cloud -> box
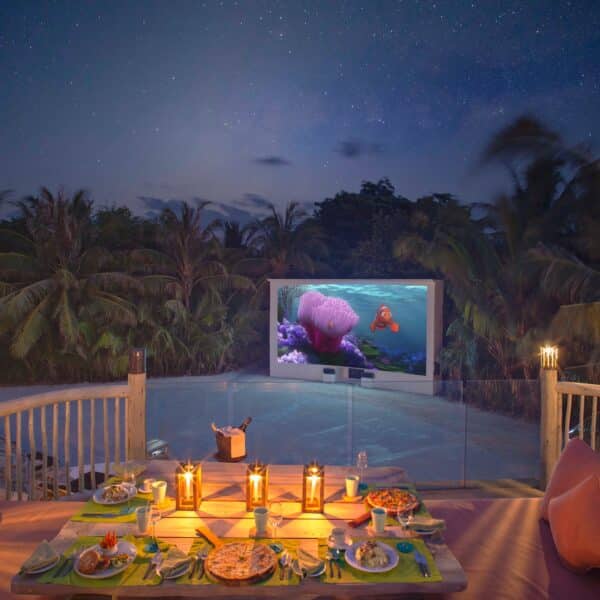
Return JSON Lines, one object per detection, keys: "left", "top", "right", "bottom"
{"left": 242, "top": 193, "right": 272, "bottom": 210}
{"left": 253, "top": 156, "right": 292, "bottom": 166}
{"left": 335, "top": 139, "right": 384, "bottom": 159}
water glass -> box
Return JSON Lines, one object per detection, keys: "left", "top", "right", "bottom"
{"left": 136, "top": 505, "right": 150, "bottom": 534}
{"left": 357, "top": 450, "right": 368, "bottom": 484}
{"left": 269, "top": 502, "right": 283, "bottom": 539}
{"left": 148, "top": 507, "right": 161, "bottom": 552}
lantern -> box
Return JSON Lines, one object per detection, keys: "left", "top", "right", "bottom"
{"left": 540, "top": 345, "right": 558, "bottom": 370}
{"left": 175, "top": 461, "right": 202, "bottom": 510}
{"left": 246, "top": 461, "right": 269, "bottom": 511}
{"left": 302, "top": 460, "right": 324, "bottom": 513}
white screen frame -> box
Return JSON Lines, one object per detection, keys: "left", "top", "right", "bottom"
{"left": 269, "top": 278, "right": 443, "bottom": 393}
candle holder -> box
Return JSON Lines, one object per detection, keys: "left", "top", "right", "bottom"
{"left": 302, "top": 460, "right": 324, "bottom": 513}
{"left": 246, "top": 461, "right": 269, "bottom": 511}
{"left": 175, "top": 461, "right": 202, "bottom": 510}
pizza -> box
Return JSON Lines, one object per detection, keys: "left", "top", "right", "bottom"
{"left": 205, "top": 542, "right": 276, "bottom": 584}
{"left": 366, "top": 488, "right": 420, "bottom": 513}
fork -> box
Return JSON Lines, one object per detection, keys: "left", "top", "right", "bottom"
{"left": 143, "top": 551, "right": 162, "bottom": 580}
{"left": 196, "top": 547, "right": 210, "bottom": 580}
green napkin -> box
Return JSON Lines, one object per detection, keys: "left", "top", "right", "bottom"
{"left": 37, "top": 536, "right": 170, "bottom": 587}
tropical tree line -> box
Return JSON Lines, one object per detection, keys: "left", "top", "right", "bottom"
{"left": 0, "top": 115, "right": 598, "bottom": 384}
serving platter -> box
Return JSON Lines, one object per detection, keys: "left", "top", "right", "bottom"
{"left": 74, "top": 541, "right": 137, "bottom": 579}
{"left": 345, "top": 541, "right": 399, "bottom": 574}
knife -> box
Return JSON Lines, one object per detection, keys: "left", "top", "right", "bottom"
{"left": 80, "top": 512, "right": 126, "bottom": 518}
{"left": 413, "top": 550, "right": 430, "bottom": 577}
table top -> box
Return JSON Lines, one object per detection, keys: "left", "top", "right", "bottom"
{"left": 11, "top": 461, "right": 467, "bottom": 597}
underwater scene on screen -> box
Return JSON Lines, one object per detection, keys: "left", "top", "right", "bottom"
{"left": 277, "top": 283, "right": 427, "bottom": 375}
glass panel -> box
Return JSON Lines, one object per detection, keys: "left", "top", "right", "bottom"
{"left": 351, "top": 380, "right": 465, "bottom": 484}
{"left": 464, "top": 380, "right": 540, "bottom": 484}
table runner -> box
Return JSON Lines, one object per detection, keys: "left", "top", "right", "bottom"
{"left": 70, "top": 494, "right": 175, "bottom": 522}
{"left": 29, "top": 535, "right": 440, "bottom": 588}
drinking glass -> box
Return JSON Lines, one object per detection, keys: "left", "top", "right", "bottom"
{"left": 356, "top": 450, "right": 368, "bottom": 485}
{"left": 269, "top": 502, "right": 283, "bottom": 539}
{"left": 396, "top": 504, "right": 413, "bottom": 530}
{"left": 148, "top": 507, "right": 161, "bottom": 552}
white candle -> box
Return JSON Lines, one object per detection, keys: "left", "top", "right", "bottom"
{"left": 309, "top": 474, "right": 319, "bottom": 504}
{"left": 250, "top": 473, "right": 261, "bottom": 502}
{"left": 184, "top": 470, "right": 193, "bottom": 499}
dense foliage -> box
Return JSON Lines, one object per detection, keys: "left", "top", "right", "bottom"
{"left": 0, "top": 117, "right": 598, "bottom": 383}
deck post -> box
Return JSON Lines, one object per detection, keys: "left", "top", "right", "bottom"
{"left": 126, "top": 348, "right": 147, "bottom": 461}
{"left": 540, "top": 346, "right": 559, "bottom": 489}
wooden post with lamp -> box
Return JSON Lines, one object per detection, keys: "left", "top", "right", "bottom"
{"left": 540, "top": 345, "right": 559, "bottom": 489}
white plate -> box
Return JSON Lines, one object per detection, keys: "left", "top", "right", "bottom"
{"left": 92, "top": 484, "right": 136, "bottom": 506}
{"left": 345, "top": 541, "right": 399, "bottom": 573}
{"left": 160, "top": 560, "right": 193, "bottom": 580}
{"left": 412, "top": 527, "right": 437, "bottom": 536}
{"left": 74, "top": 541, "right": 137, "bottom": 579}
{"left": 291, "top": 559, "right": 326, "bottom": 577}
{"left": 23, "top": 555, "right": 60, "bottom": 575}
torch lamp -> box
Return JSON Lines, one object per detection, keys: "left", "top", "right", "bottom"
{"left": 246, "top": 461, "right": 269, "bottom": 511}
{"left": 302, "top": 460, "right": 325, "bottom": 513}
{"left": 175, "top": 461, "right": 202, "bottom": 510}
{"left": 540, "top": 345, "right": 558, "bottom": 370}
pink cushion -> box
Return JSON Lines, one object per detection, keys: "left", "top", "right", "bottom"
{"left": 548, "top": 475, "right": 600, "bottom": 573}
{"left": 541, "top": 438, "right": 600, "bottom": 520}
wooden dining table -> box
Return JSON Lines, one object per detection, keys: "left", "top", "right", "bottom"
{"left": 11, "top": 461, "right": 467, "bottom": 598}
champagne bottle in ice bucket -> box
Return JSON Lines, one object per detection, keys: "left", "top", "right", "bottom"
{"left": 238, "top": 417, "right": 252, "bottom": 432}
{"left": 211, "top": 417, "right": 252, "bottom": 461}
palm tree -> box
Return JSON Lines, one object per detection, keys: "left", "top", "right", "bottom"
{"left": 247, "top": 202, "right": 327, "bottom": 278}
{"left": 131, "top": 201, "right": 254, "bottom": 374}
{"left": 0, "top": 188, "right": 139, "bottom": 379}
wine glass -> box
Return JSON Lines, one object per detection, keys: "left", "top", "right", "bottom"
{"left": 148, "top": 507, "right": 161, "bottom": 552}
{"left": 269, "top": 502, "right": 283, "bottom": 540}
{"left": 396, "top": 504, "right": 413, "bottom": 530}
{"left": 356, "top": 450, "right": 368, "bottom": 487}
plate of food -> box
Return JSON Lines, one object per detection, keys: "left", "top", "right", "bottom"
{"left": 20, "top": 540, "right": 60, "bottom": 575}
{"left": 74, "top": 537, "right": 136, "bottom": 579}
{"left": 345, "top": 540, "right": 398, "bottom": 573}
{"left": 365, "top": 488, "right": 420, "bottom": 514}
{"left": 92, "top": 483, "right": 136, "bottom": 506}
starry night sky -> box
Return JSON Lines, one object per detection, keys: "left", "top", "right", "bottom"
{"left": 2, "top": 1, "right": 599, "bottom": 221}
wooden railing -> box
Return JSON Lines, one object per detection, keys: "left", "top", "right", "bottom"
{"left": 540, "top": 371, "right": 599, "bottom": 487}
{"left": 0, "top": 349, "right": 147, "bottom": 501}
{"left": 555, "top": 381, "right": 599, "bottom": 451}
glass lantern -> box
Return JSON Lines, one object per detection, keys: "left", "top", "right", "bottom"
{"left": 175, "top": 461, "right": 202, "bottom": 510}
{"left": 246, "top": 461, "right": 269, "bottom": 511}
{"left": 302, "top": 460, "right": 325, "bottom": 513}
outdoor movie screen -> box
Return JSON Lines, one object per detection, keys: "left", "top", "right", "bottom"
{"left": 276, "top": 282, "right": 428, "bottom": 375}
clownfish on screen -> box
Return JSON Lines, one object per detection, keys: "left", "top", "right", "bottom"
{"left": 370, "top": 305, "right": 400, "bottom": 333}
